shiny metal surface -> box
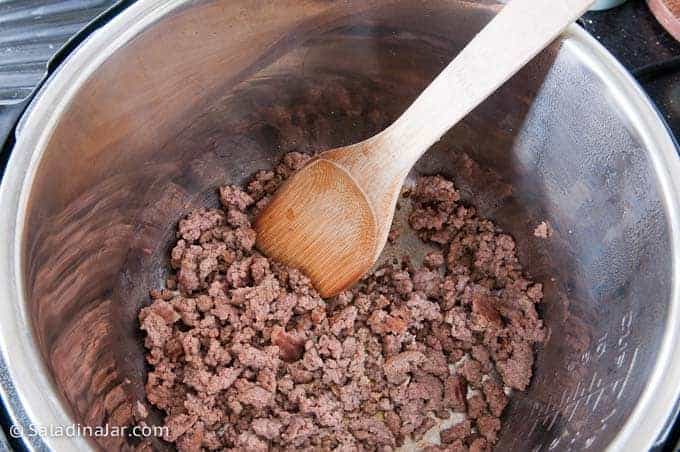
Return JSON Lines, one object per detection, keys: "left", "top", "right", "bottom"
{"left": 0, "top": 0, "right": 117, "bottom": 104}
{"left": 0, "top": 0, "right": 678, "bottom": 451}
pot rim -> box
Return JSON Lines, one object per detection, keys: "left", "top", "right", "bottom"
{"left": 0, "top": 1, "right": 678, "bottom": 450}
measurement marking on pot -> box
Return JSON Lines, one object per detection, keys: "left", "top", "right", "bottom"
{"left": 519, "top": 338, "right": 641, "bottom": 451}
{"left": 602, "top": 408, "right": 617, "bottom": 423}
{"left": 615, "top": 346, "right": 638, "bottom": 400}
{"left": 566, "top": 399, "right": 581, "bottom": 422}
{"left": 560, "top": 388, "right": 569, "bottom": 406}
{"left": 588, "top": 371, "right": 600, "bottom": 392}
{"left": 547, "top": 410, "right": 560, "bottom": 430}
{"left": 589, "top": 386, "right": 605, "bottom": 412}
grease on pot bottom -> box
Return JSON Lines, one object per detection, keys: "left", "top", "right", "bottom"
{"left": 137, "top": 153, "right": 547, "bottom": 451}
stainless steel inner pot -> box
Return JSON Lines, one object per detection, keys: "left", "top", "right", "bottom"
{"left": 0, "top": 0, "right": 679, "bottom": 450}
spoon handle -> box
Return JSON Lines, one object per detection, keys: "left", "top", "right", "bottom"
{"left": 380, "top": 0, "right": 594, "bottom": 173}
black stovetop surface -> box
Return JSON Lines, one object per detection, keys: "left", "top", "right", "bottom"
{"left": 580, "top": 0, "right": 680, "bottom": 141}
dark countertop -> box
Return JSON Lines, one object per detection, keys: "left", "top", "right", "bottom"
{"left": 581, "top": 0, "right": 680, "bottom": 70}
{"left": 580, "top": 0, "right": 680, "bottom": 140}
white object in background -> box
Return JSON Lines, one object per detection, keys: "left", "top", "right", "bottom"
{"left": 590, "top": 0, "right": 628, "bottom": 10}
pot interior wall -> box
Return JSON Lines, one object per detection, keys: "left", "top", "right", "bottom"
{"left": 21, "top": 0, "right": 671, "bottom": 450}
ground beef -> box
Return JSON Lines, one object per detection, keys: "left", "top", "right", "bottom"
{"left": 533, "top": 221, "right": 552, "bottom": 238}
{"left": 441, "top": 420, "right": 471, "bottom": 444}
{"left": 139, "top": 157, "right": 545, "bottom": 451}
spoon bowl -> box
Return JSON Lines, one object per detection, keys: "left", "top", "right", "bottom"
{"left": 255, "top": 0, "right": 594, "bottom": 296}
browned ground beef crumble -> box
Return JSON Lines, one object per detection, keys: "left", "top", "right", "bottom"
{"left": 138, "top": 152, "right": 546, "bottom": 451}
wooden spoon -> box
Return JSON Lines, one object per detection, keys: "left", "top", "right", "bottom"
{"left": 255, "top": 0, "right": 593, "bottom": 297}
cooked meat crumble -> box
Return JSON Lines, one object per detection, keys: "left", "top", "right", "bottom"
{"left": 138, "top": 153, "right": 545, "bottom": 451}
